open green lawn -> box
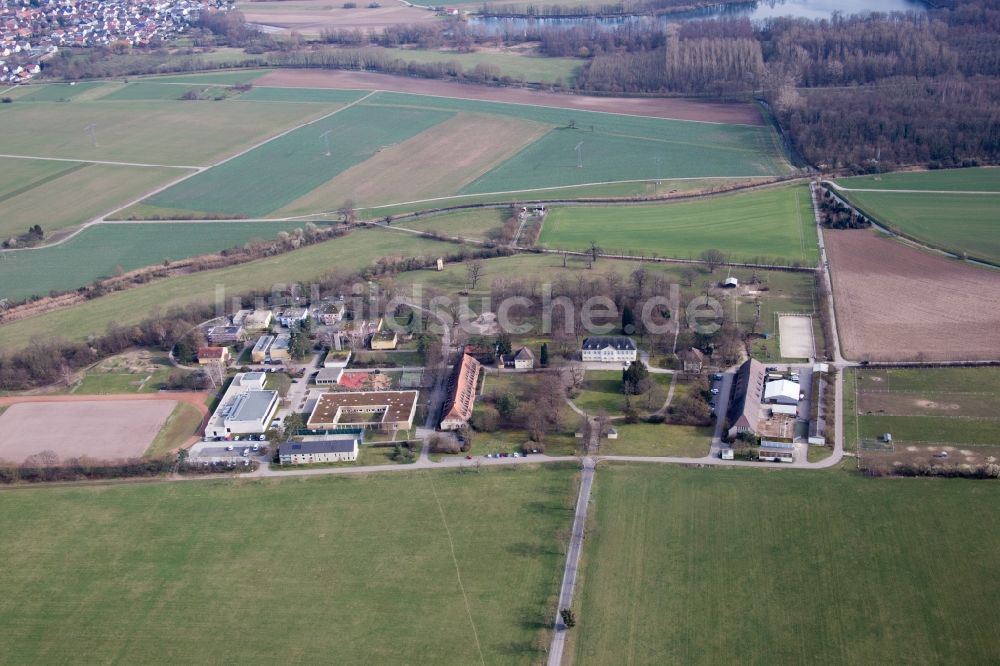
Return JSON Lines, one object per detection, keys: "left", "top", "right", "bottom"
{"left": 0, "top": 465, "right": 578, "bottom": 664}
{"left": 379, "top": 47, "right": 582, "bottom": 84}
{"left": 0, "top": 221, "right": 304, "bottom": 302}
{"left": 573, "top": 463, "right": 1000, "bottom": 665}
{"left": 838, "top": 189, "right": 1000, "bottom": 265}
{"left": 857, "top": 415, "right": 1000, "bottom": 446}
{"left": 0, "top": 162, "right": 181, "bottom": 240}
{"left": 837, "top": 167, "right": 1000, "bottom": 192}
{"left": 539, "top": 184, "right": 817, "bottom": 265}
{"left": 0, "top": 98, "right": 331, "bottom": 166}
{"left": 574, "top": 370, "right": 629, "bottom": 415}
{"left": 66, "top": 350, "right": 179, "bottom": 395}
{"left": 145, "top": 104, "right": 453, "bottom": 217}
{"left": 599, "top": 423, "right": 711, "bottom": 457}
{"left": 0, "top": 228, "right": 453, "bottom": 350}
{"left": 145, "top": 402, "right": 203, "bottom": 457}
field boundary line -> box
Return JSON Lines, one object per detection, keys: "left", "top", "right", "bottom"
{"left": 424, "top": 471, "right": 486, "bottom": 666}
{"left": 0, "top": 153, "right": 200, "bottom": 170}
{"left": 830, "top": 186, "right": 1000, "bottom": 195}
{"left": 262, "top": 85, "right": 770, "bottom": 127}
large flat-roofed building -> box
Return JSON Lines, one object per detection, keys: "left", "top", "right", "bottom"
{"left": 581, "top": 336, "right": 637, "bottom": 364}
{"left": 269, "top": 334, "right": 291, "bottom": 362}
{"left": 440, "top": 353, "right": 481, "bottom": 430}
{"left": 277, "top": 307, "right": 309, "bottom": 327}
{"left": 206, "top": 325, "right": 245, "bottom": 346}
{"left": 726, "top": 358, "right": 766, "bottom": 438}
{"left": 307, "top": 390, "right": 418, "bottom": 432}
{"left": 370, "top": 330, "right": 399, "bottom": 350}
{"left": 251, "top": 335, "right": 274, "bottom": 363}
{"left": 279, "top": 434, "right": 361, "bottom": 464}
{"left": 205, "top": 372, "right": 278, "bottom": 438}
{"left": 764, "top": 379, "right": 800, "bottom": 405}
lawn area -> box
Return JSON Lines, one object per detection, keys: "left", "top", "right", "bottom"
{"left": 836, "top": 167, "right": 1000, "bottom": 192}
{"left": 379, "top": 47, "right": 582, "bottom": 84}
{"left": 0, "top": 162, "right": 182, "bottom": 241}
{"left": 598, "top": 423, "right": 712, "bottom": 457}
{"left": 144, "top": 103, "right": 453, "bottom": 217}
{"left": 0, "top": 221, "right": 304, "bottom": 302}
{"left": 0, "top": 97, "right": 331, "bottom": 166}
{"left": 838, "top": 188, "right": 1000, "bottom": 265}
{"left": 539, "top": 184, "right": 818, "bottom": 265}
{"left": 573, "top": 370, "right": 628, "bottom": 415}
{"left": 144, "top": 402, "right": 203, "bottom": 457}
{"left": 0, "top": 465, "right": 578, "bottom": 664}
{"left": 858, "top": 415, "right": 1000, "bottom": 447}
{"left": 572, "top": 463, "right": 1000, "bottom": 665}
{"left": 0, "top": 228, "right": 453, "bottom": 350}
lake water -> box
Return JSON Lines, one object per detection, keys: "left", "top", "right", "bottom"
{"left": 470, "top": 0, "right": 928, "bottom": 31}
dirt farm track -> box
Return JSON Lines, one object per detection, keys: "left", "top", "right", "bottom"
{"left": 825, "top": 229, "right": 1000, "bottom": 362}
{"left": 254, "top": 70, "right": 766, "bottom": 125}
{"left": 0, "top": 393, "right": 209, "bottom": 463}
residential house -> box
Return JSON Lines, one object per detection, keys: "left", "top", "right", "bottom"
{"left": 502, "top": 347, "right": 534, "bottom": 369}
{"left": 370, "top": 330, "right": 398, "bottom": 350}
{"left": 677, "top": 347, "right": 705, "bottom": 373}
{"left": 197, "top": 346, "right": 230, "bottom": 366}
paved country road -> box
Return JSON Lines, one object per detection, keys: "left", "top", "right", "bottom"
{"left": 548, "top": 456, "right": 595, "bottom": 666}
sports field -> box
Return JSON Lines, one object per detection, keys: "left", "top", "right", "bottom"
{"left": 834, "top": 168, "right": 1000, "bottom": 265}
{"left": 0, "top": 465, "right": 577, "bottom": 664}
{"left": 0, "top": 228, "right": 454, "bottom": 350}
{"left": 0, "top": 222, "right": 304, "bottom": 301}
{"left": 853, "top": 367, "right": 1000, "bottom": 448}
{"left": 572, "top": 464, "right": 1000, "bottom": 664}
{"left": 0, "top": 160, "right": 180, "bottom": 239}
{"left": 538, "top": 184, "right": 818, "bottom": 265}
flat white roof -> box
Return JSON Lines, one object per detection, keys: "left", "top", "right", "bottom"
{"left": 764, "top": 379, "right": 800, "bottom": 402}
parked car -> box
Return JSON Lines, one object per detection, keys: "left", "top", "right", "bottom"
{"left": 242, "top": 448, "right": 250, "bottom": 457}
{"left": 225, "top": 445, "right": 234, "bottom": 451}
{"left": 465, "top": 455, "right": 472, "bottom": 460}
{"left": 934, "top": 451, "right": 949, "bottom": 458}
{"left": 710, "top": 388, "right": 720, "bottom": 394}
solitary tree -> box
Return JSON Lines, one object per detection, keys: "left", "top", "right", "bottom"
{"left": 540, "top": 343, "right": 549, "bottom": 367}
{"left": 560, "top": 608, "right": 576, "bottom": 628}
{"left": 621, "top": 305, "right": 636, "bottom": 334}
{"left": 466, "top": 261, "right": 484, "bottom": 291}
{"left": 589, "top": 240, "right": 602, "bottom": 262}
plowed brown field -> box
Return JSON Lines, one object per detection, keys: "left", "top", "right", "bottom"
{"left": 254, "top": 69, "right": 765, "bottom": 125}
{"left": 825, "top": 229, "right": 1000, "bottom": 361}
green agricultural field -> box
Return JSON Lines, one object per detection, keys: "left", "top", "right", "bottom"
{"left": 836, "top": 188, "right": 1000, "bottom": 265}
{"left": 538, "top": 184, "right": 818, "bottom": 265}
{"left": 0, "top": 98, "right": 332, "bottom": 166}
{"left": 360, "top": 177, "right": 772, "bottom": 218}
{"left": 0, "top": 222, "right": 304, "bottom": 302}
{"left": 96, "top": 82, "right": 228, "bottom": 101}
{"left": 0, "top": 466, "right": 577, "bottom": 664}
{"left": 368, "top": 92, "right": 788, "bottom": 185}
{"left": 140, "top": 69, "right": 270, "bottom": 84}
{"left": 0, "top": 157, "right": 79, "bottom": 200}
{"left": 11, "top": 81, "right": 105, "bottom": 102}
{"left": 378, "top": 47, "right": 582, "bottom": 84}
{"left": 572, "top": 464, "right": 1000, "bottom": 665}
{"left": 0, "top": 228, "right": 453, "bottom": 350}
{"left": 144, "top": 104, "right": 453, "bottom": 217}
{"left": 0, "top": 162, "right": 181, "bottom": 240}
{"left": 837, "top": 167, "right": 1000, "bottom": 192}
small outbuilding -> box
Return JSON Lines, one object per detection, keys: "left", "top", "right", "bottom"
{"left": 723, "top": 277, "right": 739, "bottom": 288}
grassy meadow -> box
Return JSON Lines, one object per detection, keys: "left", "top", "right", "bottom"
{"left": 854, "top": 367, "right": 1000, "bottom": 447}
{"left": 378, "top": 46, "right": 583, "bottom": 84}
{"left": 572, "top": 464, "right": 1000, "bottom": 665}
{"left": 837, "top": 167, "right": 1000, "bottom": 192}
{"left": 0, "top": 465, "right": 578, "bottom": 664}
{"left": 538, "top": 184, "right": 817, "bottom": 265}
